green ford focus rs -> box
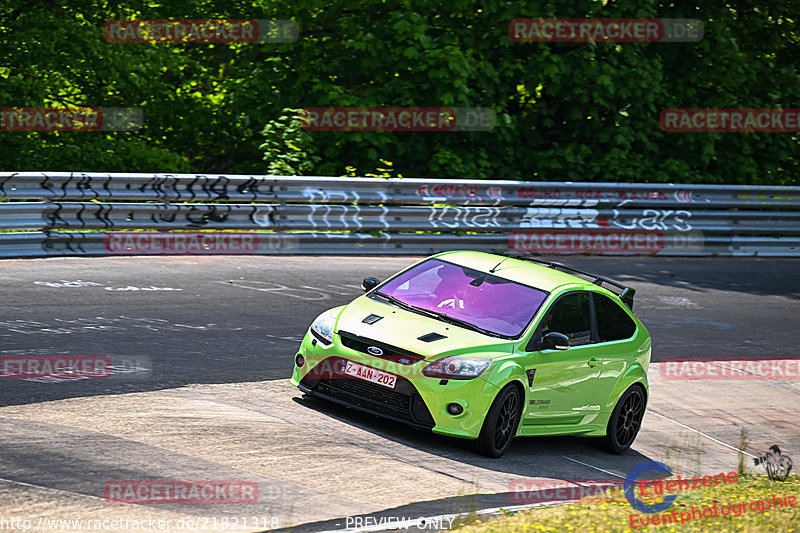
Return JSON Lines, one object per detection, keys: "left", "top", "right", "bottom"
{"left": 291, "top": 251, "right": 651, "bottom": 458}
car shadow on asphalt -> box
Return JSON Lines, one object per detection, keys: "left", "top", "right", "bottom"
{"left": 284, "top": 393, "right": 658, "bottom": 531}
{"left": 292, "top": 393, "right": 655, "bottom": 481}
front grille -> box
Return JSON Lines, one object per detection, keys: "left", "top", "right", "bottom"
{"left": 338, "top": 331, "right": 424, "bottom": 365}
{"left": 301, "top": 356, "right": 435, "bottom": 429}
{"left": 316, "top": 378, "right": 410, "bottom": 416}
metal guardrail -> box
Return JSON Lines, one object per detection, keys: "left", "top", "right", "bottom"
{"left": 1, "top": 172, "right": 799, "bottom": 257}
{"left": 2, "top": 202, "right": 800, "bottom": 235}
{"left": 3, "top": 172, "right": 800, "bottom": 207}
{"left": 17, "top": 231, "right": 800, "bottom": 258}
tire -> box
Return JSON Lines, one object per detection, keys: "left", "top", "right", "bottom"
{"left": 598, "top": 385, "right": 645, "bottom": 454}
{"left": 473, "top": 384, "right": 522, "bottom": 458}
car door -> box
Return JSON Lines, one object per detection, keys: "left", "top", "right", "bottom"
{"left": 590, "top": 292, "right": 641, "bottom": 407}
{"left": 521, "top": 291, "right": 602, "bottom": 427}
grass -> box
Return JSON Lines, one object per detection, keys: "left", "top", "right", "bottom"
{"left": 453, "top": 475, "right": 799, "bottom": 532}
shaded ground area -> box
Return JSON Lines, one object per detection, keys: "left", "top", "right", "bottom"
{"left": 1, "top": 255, "right": 797, "bottom": 407}
{"left": 0, "top": 255, "right": 797, "bottom": 531}
{"left": 0, "top": 372, "right": 796, "bottom": 532}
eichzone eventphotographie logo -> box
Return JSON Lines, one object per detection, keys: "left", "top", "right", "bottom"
{"left": 624, "top": 462, "right": 739, "bottom": 514}
{"left": 619, "top": 460, "right": 797, "bottom": 529}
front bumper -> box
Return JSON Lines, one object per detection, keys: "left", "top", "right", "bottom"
{"left": 290, "top": 331, "right": 501, "bottom": 439}
{"left": 296, "top": 355, "right": 437, "bottom": 430}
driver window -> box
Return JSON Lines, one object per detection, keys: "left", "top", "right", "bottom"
{"left": 540, "top": 292, "right": 592, "bottom": 346}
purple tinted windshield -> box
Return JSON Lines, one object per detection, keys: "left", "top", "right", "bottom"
{"left": 377, "top": 258, "right": 548, "bottom": 337}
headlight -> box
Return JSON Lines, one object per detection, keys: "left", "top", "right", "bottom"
{"left": 310, "top": 310, "right": 337, "bottom": 345}
{"left": 422, "top": 356, "right": 491, "bottom": 380}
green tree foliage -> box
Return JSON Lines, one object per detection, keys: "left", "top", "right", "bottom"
{"left": 0, "top": 0, "right": 797, "bottom": 184}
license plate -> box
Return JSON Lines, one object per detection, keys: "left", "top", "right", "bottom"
{"left": 342, "top": 360, "right": 397, "bottom": 389}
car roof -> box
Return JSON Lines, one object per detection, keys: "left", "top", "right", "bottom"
{"left": 434, "top": 250, "right": 602, "bottom": 293}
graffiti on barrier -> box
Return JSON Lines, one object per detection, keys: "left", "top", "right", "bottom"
{"left": 416, "top": 184, "right": 505, "bottom": 205}
{"left": 519, "top": 208, "right": 601, "bottom": 229}
{"left": 302, "top": 204, "right": 383, "bottom": 230}
{"left": 607, "top": 209, "right": 693, "bottom": 232}
{"left": 517, "top": 188, "right": 671, "bottom": 202}
{"left": 428, "top": 206, "right": 501, "bottom": 228}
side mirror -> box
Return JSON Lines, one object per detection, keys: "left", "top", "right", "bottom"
{"left": 542, "top": 332, "right": 570, "bottom": 351}
{"left": 362, "top": 277, "right": 381, "bottom": 292}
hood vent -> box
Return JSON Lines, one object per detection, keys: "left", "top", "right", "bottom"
{"left": 362, "top": 314, "right": 383, "bottom": 324}
{"left": 418, "top": 332, "right": 447, "bottom": 342}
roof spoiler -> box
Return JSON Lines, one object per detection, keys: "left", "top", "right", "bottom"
{"left": 504, "top": 255, "right": 637, "bottom": 310}
{"left": 618, "top": 287, "right": 636, "bottom": 310}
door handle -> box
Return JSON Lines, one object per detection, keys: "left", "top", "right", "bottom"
{"left": 587, "top": 358, "right": 599, "bottom": 368}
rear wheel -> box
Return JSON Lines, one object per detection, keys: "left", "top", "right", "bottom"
{"left": 598, "top": 385, "right": 645, "bottom": 454}
{"left": 473, "top": 384, "right": 521, "bottom": 458}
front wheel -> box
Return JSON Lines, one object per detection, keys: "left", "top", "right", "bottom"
{"left": 473, "top": 384, "right": 521, "bottom": 458}
{"left": 598, "top": 385, "right": 645, "bottom": 454}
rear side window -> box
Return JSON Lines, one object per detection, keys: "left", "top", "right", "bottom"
{"left": 593, "top": 293, "right": 637, "bottom": 342}
{"left": 541, "top": 292, "right": 592, "bottom": 345}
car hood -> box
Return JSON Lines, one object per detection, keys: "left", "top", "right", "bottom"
{"left": 334, "top": 295, "right": 513, "bottom": 361}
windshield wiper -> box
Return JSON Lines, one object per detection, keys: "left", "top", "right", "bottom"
{"left": 424, "top": 310, "right": 503, "bottom": 338}
{"left": 373, "top": 291, "right": 422, "bottom": 313}
{"left": 373, "top": 292, "right": 502, "bottom": 338}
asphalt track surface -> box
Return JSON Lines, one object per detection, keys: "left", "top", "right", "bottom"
{"left": 0, "top": 255, "right": 798, "bottom": 532}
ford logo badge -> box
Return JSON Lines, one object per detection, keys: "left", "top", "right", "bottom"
{"left": 367, "top": 346, "right": 384, "bottom": 356}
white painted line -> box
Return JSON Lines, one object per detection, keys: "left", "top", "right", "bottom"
{"left": 0, "top": 476, "right": 110, "bottom": 502}
{"left": 648, "top": 409, "right": 758, "bottom": 458}
{"left": 559, "top": 455, "right": 626, "bottom": 479}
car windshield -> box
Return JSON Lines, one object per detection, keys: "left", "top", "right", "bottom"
{"left": 375, "top": 258, "right": 548, "bottom": 338}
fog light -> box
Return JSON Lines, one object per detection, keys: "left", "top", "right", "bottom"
{"left": 295, "top": 353, "right": 305, "bottom": 367}
{"left": 447, "top": 403, "right": 464, "bottom": 416}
